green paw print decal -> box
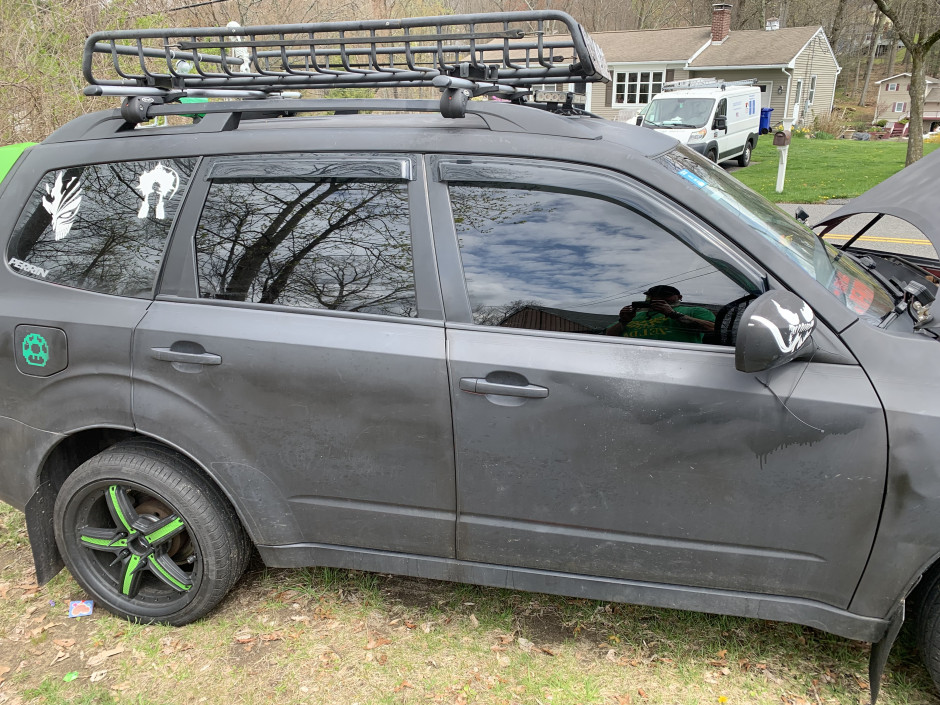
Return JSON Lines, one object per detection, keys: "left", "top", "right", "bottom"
{"left": 22, "top": 333, "right": 49, "bottom": 367}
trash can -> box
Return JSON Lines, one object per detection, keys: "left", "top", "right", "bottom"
{"left": 760, "top": 107, "right": 774, "bottom": 135}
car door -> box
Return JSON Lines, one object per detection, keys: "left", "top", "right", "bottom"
{"left": 428, "top": 155, "right": 887, "bottom": 608}
{"left": 132, "top": 154, "right": 456, "bottom": 556}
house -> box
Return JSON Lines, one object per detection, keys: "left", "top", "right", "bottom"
{"left": 873, "top": 73, "right": 940, "bottom": 133}
{"left": 578, "top": 4, "right": 840, "bottom": 127}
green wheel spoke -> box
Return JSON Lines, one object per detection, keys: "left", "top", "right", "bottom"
{"left": 147, "top": 553, "right": 193, "bottom": 592}
{"left": 79, "top": 527, "right": 127, "bottom": 553}
{"left": 105, "top": 485, "right": 139, "bottom": 535}
{"left": 143, "top": 515, "right": 186, "bottom": 547}
{"left": 121, "top": 554, "right": 143, "bottom": 597}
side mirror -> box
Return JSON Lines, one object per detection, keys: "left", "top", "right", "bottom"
{"left": 795, "top": 207, "right": 809, "bottom": 223}
{"left": 713, "top": 115, "right": 727, "bottom": 131}
{"left": 636, "top": 115, "right": 644, "bottom": 126}
{"left": 735, "top": 291, "right": 815, "bottom": 373}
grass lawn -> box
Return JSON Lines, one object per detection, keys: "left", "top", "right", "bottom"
{"left": 1, "top": 504, "right": 938, "bottom": 705}
{"left": 732, "top": 136, "right": 939, "bottom": 204}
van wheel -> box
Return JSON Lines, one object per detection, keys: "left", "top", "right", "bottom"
{"left": 706, "top": 148, "right": 718, "bottom": 163}
{"left": 737, "top": 141, "right": 752, "bottom": 167}
{"left": 53, "top": 442, "right": 250, "bottom": 626}
{"left": 916, "top": 568, "right": 940, "bottom": 689}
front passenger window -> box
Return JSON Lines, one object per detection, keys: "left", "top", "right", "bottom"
{"left": 448, "top": 183, "right": 752, "bottom": 344}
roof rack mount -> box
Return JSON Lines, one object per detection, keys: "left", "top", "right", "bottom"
{"left": 83, "top": 11, "right": 609, "bottom": 118}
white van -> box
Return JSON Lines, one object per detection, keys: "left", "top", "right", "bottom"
{"left": 638, "top": 79, "right": 761, "bottom": 166}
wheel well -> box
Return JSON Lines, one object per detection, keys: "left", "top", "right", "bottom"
{"left": 26, "top": 430, "right": 252, "bottom": 586}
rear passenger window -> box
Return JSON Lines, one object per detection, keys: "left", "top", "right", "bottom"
{"left": 8, "top": 159, "right": 195, "bottom": 297}
{"left": 449, "top": 183, "right": 752, "bottom": 342}
{"left": 195, "top": 179, "right": 417, "bottom": 317}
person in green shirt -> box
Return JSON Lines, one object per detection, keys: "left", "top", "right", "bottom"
{"left": 604, "top": 285, "right": 715, "bottom": 343}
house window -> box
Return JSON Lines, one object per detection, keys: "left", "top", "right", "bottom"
{"left": 808, "top": 75, "right": 817, "bottom": 104}
{"left": 894, "top": 102, "right": 906, "bottom": 113}
{"left": 886, "top": 83, "right": 899, "bottom": 92}
{"left": 614, "top": 70, "right": 665, "bottom": 105}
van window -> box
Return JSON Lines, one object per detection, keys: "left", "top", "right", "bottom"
{"left": 644, "top": 98, "right": 714, "bottom": 129}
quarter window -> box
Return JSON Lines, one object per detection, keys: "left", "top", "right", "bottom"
{"left": 8, "top": 159, "right": 195, "bottom": 297}
{"left": 449, "top": 183, "right": 750, "bottom": 341}
{"left": 195, "top": 178, "right": 417, "bottom": 317}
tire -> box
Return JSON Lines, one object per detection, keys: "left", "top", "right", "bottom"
{"left": 916, "top": 568, "right": 940, "bottom": 690}
{"left": 54, "top": 441, "right": 250, "bottom": 625}
{"left": 706, "top": 148, "right": 718, "bottom": 163}
{"left": 737, "top": 140, "right": 752, "bottom": 167}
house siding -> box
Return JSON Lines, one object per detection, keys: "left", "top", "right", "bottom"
{"left": 789, "top": 31, "right": 839, "bottom": 126}
{"left": 874, "top": 78, "right": 912, "bottom": 123}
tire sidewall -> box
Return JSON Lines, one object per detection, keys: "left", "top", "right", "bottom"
{"left": 54, "top": 450, "right": 234, "bottom": 625}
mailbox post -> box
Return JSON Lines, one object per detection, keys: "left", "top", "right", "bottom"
{"left": 774, "top": 118, "right": 793, "bottom": 193}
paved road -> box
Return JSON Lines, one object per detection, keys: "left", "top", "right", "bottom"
{"left": 777, "top": 202, "right": 936, "bottom": 259}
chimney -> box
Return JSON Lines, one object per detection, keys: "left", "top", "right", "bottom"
{"left": 765, "top": 17, "right": 779, "bottom": 30}
{"left": 711, "top": 3, "right": 732, "bottom": 44}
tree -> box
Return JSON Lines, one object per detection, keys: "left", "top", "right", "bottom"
{"left": 871, "top": 0, "right": 940, "bottom": 164}
{"left": 859, "top": 9, "right": 886, "bottom": 106}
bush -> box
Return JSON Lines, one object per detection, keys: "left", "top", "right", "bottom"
{"left": 876, "top": 119, "right": 888, "bottom": 127}
{"left": 812, "top": 111, "right": 847, "bottom": 136}
{"left": 814, "top": 131, "right": 835, "bottom": 140}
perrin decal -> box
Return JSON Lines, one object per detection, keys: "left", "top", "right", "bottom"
{"left": 750, "top": 300, "right": 815, "bottom": 354}
{"left": 9, "top": 258, "right": 48, "bottom": 278}
{"left": 137, "top": 163, "right": 180, "bottom": 220}
{"left": 41, "top": 171, "right": 83, "bottom": 241}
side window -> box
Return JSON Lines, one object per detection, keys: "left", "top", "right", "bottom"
{"left": 448, "top": 183, "right": 752, "bottom": 344}
{"left": 195, "top": 178, "right": 417, "bottom": 317}
{"left": 716, "top": 98, "right": 727, "bottom": 120}
{"left": 8, "top": 159, "right": 195, "bottom": 297}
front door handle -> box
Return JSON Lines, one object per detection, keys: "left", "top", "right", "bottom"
{"left": 150, "top": 347, "right": 222, "bottom": 365}
{"left": 459, "top": 377, "right": 548, "bottom": 398}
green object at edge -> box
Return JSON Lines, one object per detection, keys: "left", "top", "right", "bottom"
{"left": 180, "top": 96, "right": 208, "bottom": 119}
{"left": 0, "top": 143, "right": 36, "bottom": 184}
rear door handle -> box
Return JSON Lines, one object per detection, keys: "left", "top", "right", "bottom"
{"left": 459, "top": 377, "right": 548, "bottom": 398}
{"left": 150, "top": 348, "right": 222, "bottom": 365}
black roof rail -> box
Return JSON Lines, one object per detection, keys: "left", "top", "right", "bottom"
{"left": 44, "top": 98, "right": 604, "bottom": 144}
{"left": 83, "top": 11, "right": 609, "bottom": 119}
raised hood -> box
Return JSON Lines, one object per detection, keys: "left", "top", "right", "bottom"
{"left": 814, "top": 148, "right": 940, "bottom": 249}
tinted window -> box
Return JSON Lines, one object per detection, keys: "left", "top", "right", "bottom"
{"left": 195, "top": 179, "right": 416, "bottom": 317}
{"left": 449, "top": 183, "right": 749, "bottom": 338}
{"left": 655, "top": 148, "right": 896, "bottom": 324}
{"left": 8, "top": 159, "right": 195, "bottom": 297}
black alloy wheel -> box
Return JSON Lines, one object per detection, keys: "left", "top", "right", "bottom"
{"left": 54, "top": 441, "right": 249, "bottom": 625}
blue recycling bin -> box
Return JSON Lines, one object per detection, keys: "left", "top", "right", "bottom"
{"left": 760, "top": 107, "right": 774, "bottom": 134}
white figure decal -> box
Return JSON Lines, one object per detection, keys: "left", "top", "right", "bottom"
{"left": 41, "top": 171, "right": 83, "bottom": 241}
{"left": 137, "top": 163, "right": 180, "bottom": 220}
{"left": 751, "top": 300, "right": 815, "bottom": 354}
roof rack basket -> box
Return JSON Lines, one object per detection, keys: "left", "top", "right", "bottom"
{"left": 83, "top": 11, "right": 609, "bottom": 118}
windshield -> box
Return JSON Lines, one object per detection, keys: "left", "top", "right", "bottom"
{"left": 655, "top": 148, "right": 896, "bottom": 325}
{"left": 644, "top": 97, "right": 714, "bottom": 128}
